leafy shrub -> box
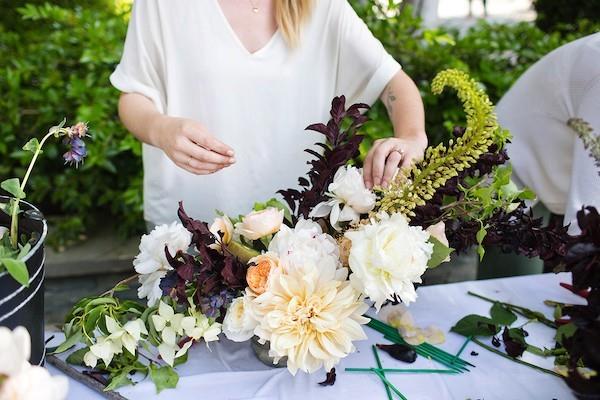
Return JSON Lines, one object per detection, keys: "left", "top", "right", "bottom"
{"left": 533, "top": 0, "right": 600, "bottom": 34}
{"left": 0, "top": 2, "right": 144, "bottom": 245}
{"left": 0, "top": 1, "right": 597, "bottom": 246}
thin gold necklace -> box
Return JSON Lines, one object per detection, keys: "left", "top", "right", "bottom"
{"left": 248, "top": 0, "right": 259, "bottom": 13}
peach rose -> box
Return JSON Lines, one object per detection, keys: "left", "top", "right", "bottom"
{"left": 235, "top": 208, "right": 284, "bottom": 240}
{"left": 246, "top": 253, "right": 279, "bottom": 295}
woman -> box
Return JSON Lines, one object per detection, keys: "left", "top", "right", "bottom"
{"left": 111, "top": 0, "right": 428, "bottom": 227}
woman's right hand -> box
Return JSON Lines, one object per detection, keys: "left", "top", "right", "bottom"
{"left": 151, "top": 116, "right": 236, "bottom": 175}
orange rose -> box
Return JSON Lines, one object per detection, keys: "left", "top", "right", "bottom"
{"left": 246, "top": 253, "right": 279, "bottom": 295}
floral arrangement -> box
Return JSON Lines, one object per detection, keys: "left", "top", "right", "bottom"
{"left": 0, "top": 120, "right": 88, "bottom": 286}
{"left": 0, "top": 326, "right": 68, "bottom": 399}
{"left": 54, "top": 70, "right": 538, "bottom": 392}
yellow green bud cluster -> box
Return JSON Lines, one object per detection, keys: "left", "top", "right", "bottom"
{"left": 377, "top": 69, "right": 503, "bottom": 218}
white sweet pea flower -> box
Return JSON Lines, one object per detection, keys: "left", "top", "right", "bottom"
{"left": 184, "top": 300, "right": 222, "bottom": 343}
{"left": 309, "top": 166, "right": 375, "bottom": 230}
{"left": 235, "top": 208, "right": 284, "bottom": 241}
{"left": 134, "top": 222, "right": 192, "bottom": 306}
{"left": 222, "top": 295, "right": 258, "bottom": 342}
{"left": 83, "top": 335, "right": 123, "bottom": 368}
{"left": 151, "top": 301, "right": 195, "bottom": 366}
{"left": 345, "top": 212, "right": 433, "bottom": 310}
{"left": 105, "top": 316, "right": 148, "bottom": 355}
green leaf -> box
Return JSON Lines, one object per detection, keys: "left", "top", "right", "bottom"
{"left": 427, "top": 236, "right": 453, "bottom": 268}
{"left": 83, "top": 306, "right": 105, "bottom": 337}
{"left": 22, "top": 138, "right": 41, "bottom": 153}
{"left": 149, "top": 364, "right": 179, "bottom": 393}
{"left": 451, "top": 314, "right": 500, "bottom": 337}
{"left": 1, "top": 178, "right": 25, "bottom": 199}
{"left": 53, "top": 330, "right": 83, "bottom": 354}
{"left": 556, "top": 323, "right": 577, "bottom": 345}
{"left": 0, "top": 258, "right": 29, "bottom": 286}
{"left": 490, "top": 302, "right": 517, "bottom": 326}
{"left": 506, "top": 327, "right": 527, "bottom": 345}
{"left": 476, "top": 225, "right": 487, "bottom": 261}
{"left": 105, "top": 369, "right": 135, "bottom": 391}
{"left": 65, "top": 347, "right": 88, "bottom": 365}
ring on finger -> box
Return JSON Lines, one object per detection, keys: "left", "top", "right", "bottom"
{"left": 187, "top": 155, "right": 194, "bottom": 166}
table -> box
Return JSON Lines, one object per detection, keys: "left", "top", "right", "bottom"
{"left": 48, "top": 273, "right": 582, "bottom": 400}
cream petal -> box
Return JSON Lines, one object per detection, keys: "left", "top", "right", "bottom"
{"left": 158, "top": 343, "right": 176, "bottom": 367}
{"left": 83, "top": 351, "right": 97, "bottom": 368}
{"left": 158, "top": 301, "right": 174, "bottom": 320}
{"left": 104, "top": 316, "right": 121, "bottom": 335}
{"left": 151, "top": 315, "right": 167, "bottom": 332}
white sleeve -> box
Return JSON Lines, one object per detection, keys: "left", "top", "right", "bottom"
{"left": 109, "top": 0, "right": 166, "bottom": 113}
{"left": 564, "top": 77, "right": 600, "bottom": 233}
{"left": 333, "top": 0, "right": 401, "bottom": 106}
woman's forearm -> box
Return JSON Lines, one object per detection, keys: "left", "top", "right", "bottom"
{"left": 380, "top": 69, "right": 428, "bottom": 146}
{"left": 118, "top": 92, "right": 165, "bottom": 148}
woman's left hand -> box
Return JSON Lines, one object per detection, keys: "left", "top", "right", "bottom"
{"left": 363, "top": 135, "right": 428, "bottom": 189}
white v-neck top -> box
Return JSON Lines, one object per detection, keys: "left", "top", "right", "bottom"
{"left": 110, "top": 0, "right": 400, "bottom": 225}
{"left": 496, "top": 33, "right": 600, "bottom": 232}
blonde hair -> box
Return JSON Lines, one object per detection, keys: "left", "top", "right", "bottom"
{"left": 275, "top": 0, "right": 314, "bottom": 47}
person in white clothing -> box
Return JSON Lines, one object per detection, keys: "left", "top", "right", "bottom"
{"left": 111, "top": 0, "right": 429, "bottom": 226}
{"left": 496, "top": 33, "right": 600, "bottom": 234}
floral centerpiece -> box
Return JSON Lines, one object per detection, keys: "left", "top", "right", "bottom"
{"left": 54, "top": 70, "right": 539, "bottom": 392}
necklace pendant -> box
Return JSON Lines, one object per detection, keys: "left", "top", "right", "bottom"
{"left": 252, "top": 7, "right": 259, "bottom": 13}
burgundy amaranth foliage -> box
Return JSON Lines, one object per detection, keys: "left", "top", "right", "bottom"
{"left": 279, "top": 96, "right": 369, "bottom": 220}
{"left": 552, "top": 207, "right": 600, "bottom": 396}
{"left": 160, "top": 202, "right": 246, "bottom": 314}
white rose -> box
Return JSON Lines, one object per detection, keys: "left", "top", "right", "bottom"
{"left": 222, "top": 295, "right": 258, "bottom": 342}
{"left": 310, "top": 166, "right": 376, "bottom": 230}
{"left": 133, "top": 222, "right": 192, "bottom": 275}
{"left": 235, "top": 208, "right": 284, "bottom": 241}
{"left": 268, "top": 219, "right": 339, "bottom": 271}
{"left": 345, "top": 212, "right": 433, "bottom": 310}
{"left": 0, "top": 365, "right": 68, "bottom": 400}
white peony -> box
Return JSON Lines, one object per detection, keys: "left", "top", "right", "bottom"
{"left": 309, "top": 166, "right": 375, "bottom": 230}
{"left": 133, "top": 222, "right": 192, "bottom": 306}
{"left": 252, "top": 257, "right": 369, "bottom": 375}
{"left": 235, "top": 208, "right": 284, "bottom": 241}
{"left": 268, "top": 218, "right": 340, "bottom": 271}
{"left": 345, "top": 212, "right": 433, "bottom": 310}
{"left": 222, "top": 294, "right": 258, "bottom": 342}
{"left": 0, "top": 364, "right": 68, "bottom": 400}
{"left": 0, "top": 327, "right": 68, "bottom": 400}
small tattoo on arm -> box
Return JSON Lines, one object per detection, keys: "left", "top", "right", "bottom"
{"left": 385, "top": 85, "right": 397, "bottom": 114}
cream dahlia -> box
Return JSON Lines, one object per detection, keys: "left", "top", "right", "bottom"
{"left": 252, "top": 259, "right": 369, "bottom": 375}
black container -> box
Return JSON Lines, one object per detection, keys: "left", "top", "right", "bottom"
{"left": 0, "top": 196, "right": 47, "bottom": 366}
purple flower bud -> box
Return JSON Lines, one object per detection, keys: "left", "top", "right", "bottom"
{"left": 63, "top": 136, "right": 87, "bottom": 167}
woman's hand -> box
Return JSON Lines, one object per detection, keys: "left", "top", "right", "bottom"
{"left": 151, "top": 116, "right": 236, "bottom": 175}
{"left": 363, "top": 135, "right": 427, "bottom": 189}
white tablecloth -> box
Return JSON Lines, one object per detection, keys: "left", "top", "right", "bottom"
{"left": 48, "top": 273, "right": 582, "bottom": 400}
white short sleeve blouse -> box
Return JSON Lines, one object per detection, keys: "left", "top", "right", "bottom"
{"left": 496, "top": 33, "right": 600, "bottom": 232}
{"left": 110, "top": 0, "right": 400, "bottom": 225}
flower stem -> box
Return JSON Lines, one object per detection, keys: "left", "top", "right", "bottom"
{"left": 471, "top": 337, "right": 562, "bottom": 378}
{"left": 467, "top": 291, "right": 556, "bottom": 328}
{"left": 101, "top": 274, "right": 140, "bottom": 297}
{"left": 9, "top": 130, "right": 58, "bottom": 248}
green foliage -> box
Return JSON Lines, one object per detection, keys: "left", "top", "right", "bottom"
{"left": 351, "top": 1, "right": 600, "bottom": 152}
{"left": 0, "top": 2, "right": 144, "bottom": 245}
{"left": 533, "top": 0, "right": 600, "bottom": 34}
{"left": 451, "top": 314, "right": 499, "bottom": 337}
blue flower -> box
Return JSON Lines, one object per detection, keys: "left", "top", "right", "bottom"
{"left": 63, "top": 136, "right": 87, "bottom": 167}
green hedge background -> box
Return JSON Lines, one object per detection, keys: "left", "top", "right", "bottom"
{"left": 0, "top": 0, "right": 598, "bottom": 246}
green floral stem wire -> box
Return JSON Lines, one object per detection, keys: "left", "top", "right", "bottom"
{"left": 471, "top": 338, "right": 562, "bottom": 378}
{"left": 372, "top": 345, "right": 393, "bottom": 400}
{"left": 383, "top": 335, "right": 469, "bottom": 373}
{"left": 452, "top": 336, "right": 472, "bottom": 365}
{"left": 346, "top": 368, "right": 458, "bottom": 374}
{"left": 372, "top": 370, "right": 408, "bottom": 400}
{"left": 467, "top": 291, "right": 557, "bottom": 328}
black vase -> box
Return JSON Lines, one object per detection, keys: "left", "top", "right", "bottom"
{"left": 0, "top": 196, "right": 47, "bottom": 365}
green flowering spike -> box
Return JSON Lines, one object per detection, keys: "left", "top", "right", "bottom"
{"left": 377, "top": 69, "right": 505, "bottom": 217}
